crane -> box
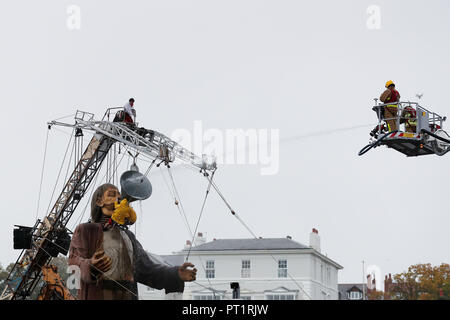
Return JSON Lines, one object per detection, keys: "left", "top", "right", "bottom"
{"left": 1, "top": 109, "right": 216, "bottom": 300}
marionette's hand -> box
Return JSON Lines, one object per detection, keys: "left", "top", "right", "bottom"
{"left": 91, "top": 248, "right": 112, "bottom": 273}
{"left": 178, "top": 262, "right": 197, "bottom": 282}
{"left": 112, "top": 199, "right": 137, "bottom": 225}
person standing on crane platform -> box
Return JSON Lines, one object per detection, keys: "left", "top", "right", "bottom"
{"left": 380, "top": 80, "right": 401, "bottom": 131}
{"left": 123, "top": 98, "right": 136, "bottom": 124}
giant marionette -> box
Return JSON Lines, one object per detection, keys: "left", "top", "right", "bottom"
{"left": 68, "top": 171, "right": 197, "bottom": 300}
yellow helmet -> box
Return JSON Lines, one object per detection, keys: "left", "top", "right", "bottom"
{"left": 385, "top": 80, "right": 395, "bottom": 88}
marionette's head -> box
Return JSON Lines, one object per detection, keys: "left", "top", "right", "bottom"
{"left": 91, "top": 183, "right": 120, "bottom": 222}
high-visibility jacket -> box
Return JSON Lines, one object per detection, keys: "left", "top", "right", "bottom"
{"left": 403, "top": 107, "right": 417, "bottom": 126}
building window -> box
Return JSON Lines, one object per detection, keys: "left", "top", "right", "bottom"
{"left": 278, "top": 260, "right": 287, "bottom": 278}
{"left": 241, "top": 260, "right": 251, "bottom": 278}
{"left": 348, "top": 291, "right": 362, "bottom": 300}
{"left": 206, "top": 260, "right": 215, "bottom": 279}
{"left": 265, "top": 293, "right": 296, "bottom": 300}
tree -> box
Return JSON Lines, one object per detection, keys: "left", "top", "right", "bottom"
{"left": 388, "top": 263, "right": 450, "bottom": 300}
{"left": 0, "top": 263, "right": 15, "bottom": 294}
{"left": 367, "top": 289, "right": 384, "bottom": 300}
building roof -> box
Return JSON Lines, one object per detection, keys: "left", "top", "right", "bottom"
{"left": 160, "top": 254, "right": 185, "bottom": 266}
{"left": 338, "top": 283, "right": 366, "bottom": 294}
{"left": 147, "top": 238, "right": 342, "bottom": 270}
{"left": 338, "top": 283, "right": 368, "bottom": 300}
{"left": 146, "top": 252, "right": 185, "bottom": 267}
{"left": 182, "top": 238, "right": 310, "bottom": 252}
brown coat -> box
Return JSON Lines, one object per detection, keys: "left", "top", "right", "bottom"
{"left": 68, "top": 222, "right": 184, "bottom": 300}
{"left": 380, "top": 89, "right": 392, "bottom": 103}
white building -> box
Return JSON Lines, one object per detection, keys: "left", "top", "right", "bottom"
{"left": 138, "top": 229, "right": 343, "bottom": 300}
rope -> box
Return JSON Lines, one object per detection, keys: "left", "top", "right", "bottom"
{"left": 45, "top": 128, "right": 75, "bottom": 216}
{"left": 161, "top": 166, "right": 218, "bottom": 297}
{"left": 165, "top": 167, "right": 193, "bottom": 237}
{"left": 185, "top": 170, "right": 216, "bottom": 261}
{"left": 281, "top": 123, "right": 375, "bottom": 144}
{"left": 70, "top": 166, "right": 101, "bottom": 230}
{"left": 51, "top": 113, "right": 76, "bottom": 122}
{"left": 159, "top": 166, "right": 198, "bottom": 246}
{"left": 64, "top": 135, "right": 76, "bottom": 189}
{"left": 35, "top": 128, "right": 50, "bottom": 221}
{"left": 204, "top": 175, "right": 312, "bottom": 300}
{"left": 71, "top": 144, "right": 130, "bottom": 228}
{"left": 144, "top": 159, "right": 157, "bottom": 177}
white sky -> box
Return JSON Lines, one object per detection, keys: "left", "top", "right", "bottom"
{"left": 0, "top": 0, "right": 449, "bottom": 285}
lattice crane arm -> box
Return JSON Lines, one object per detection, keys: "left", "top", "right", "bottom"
{"left": 49, "top": 110, "right": 217, "bottom": 172}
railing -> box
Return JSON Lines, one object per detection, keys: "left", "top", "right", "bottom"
{"left": 101, "top": 107, "right": 124, "bottom": 122}
{"left": 372, "top": 100, "right": 446, "bottom": 136}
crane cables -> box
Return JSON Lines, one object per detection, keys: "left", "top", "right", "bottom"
{"left": 44, "top": 127, "right": 75, "bottom": 218}
{"left": 178, "top": 163, "right": 312, "bottom": 300}
{"left": 160, "top": 164, "right": 219, "bottom": 298}
{"left": 35, "top": 128, "right": 50, "bottom": 221}
{"left": 71, "top": 144, "right": 131, "bottom": 228}
{"left": 203, "top": 174, "right": 312, "bottom": 300}
{"left": 185, "top": 169, "right": 216, "bottom": 262}
{"left": 163, "top": 163, "right": 312, "bottom": 300}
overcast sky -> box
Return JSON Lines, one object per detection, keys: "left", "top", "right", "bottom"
{"left": 0, "top": 0, "right": 449, "bottom": 286}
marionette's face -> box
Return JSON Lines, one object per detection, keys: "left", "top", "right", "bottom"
{"left": 96, "top": 187, "right": 121, "bottom": 216}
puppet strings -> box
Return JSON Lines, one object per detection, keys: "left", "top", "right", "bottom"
{"left": 35, "top": 128, "right": 50, "bottom": 221}
{"left": 71, "top": 144, "right": 130, "bottom": 229}
{"left": 203, "top": 175, "right": 313, "bottom": 300}
{"left": 164, "top": 166, "right": 219, "bottom": 298}
{"left": 185, "top": 169, "right": 216, "bottom": 262}
{"left": 160, "top": 167, "right": 193, "bottom": 237}
{"left": 156, "top": 160, "right": 313, "bottom": 299}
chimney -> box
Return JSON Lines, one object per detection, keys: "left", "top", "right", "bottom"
{"left": 309, "top": 228, "right": 321, "bottom": 253}
{"left": 184, "top": 240, "right": 192, "bottom": 250}
{"left": 194, "top": 232, "right": 206, "bottom": 246}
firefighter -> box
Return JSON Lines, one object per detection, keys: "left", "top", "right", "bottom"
{"left": 380, "top": 80, "right": 401, "bottom": 131}
{"left": 401, "top": 106, "right": 417, "bottom": 133}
